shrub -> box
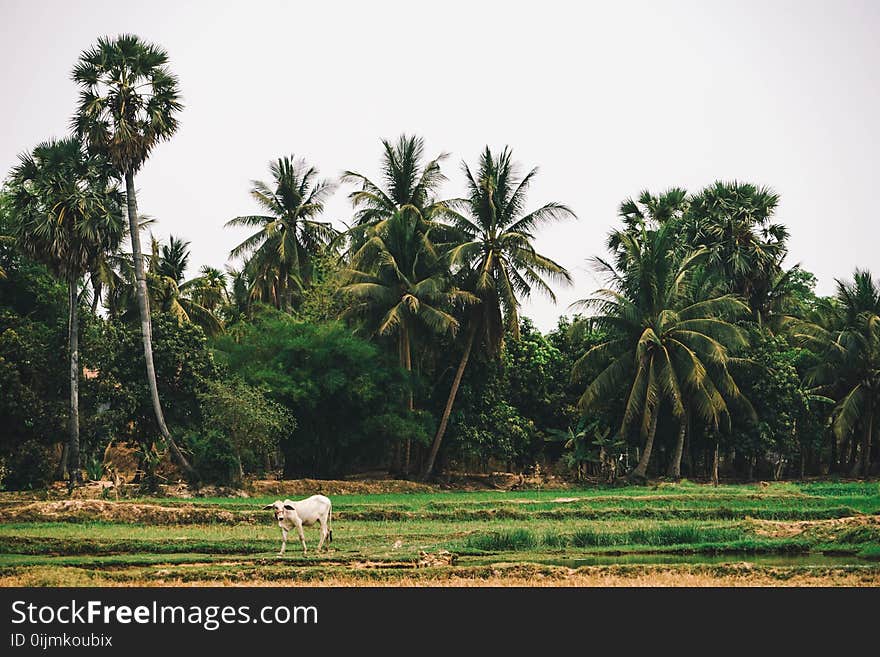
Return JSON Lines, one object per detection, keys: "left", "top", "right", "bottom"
{"left": 4, "top": 439, "right": 55, "bottom": 490}
{"left": 183, "top": 430, "right": 241, "bottom": 486}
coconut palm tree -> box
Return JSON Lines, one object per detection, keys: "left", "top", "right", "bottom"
{"left": 72, "top": 34, "right": 195, "bottom": 478}
{"left": 188, "top": 266, "right": 229, "bottom": 313}
{"left": 226, "top": 156, "right": 337, "bottom": 311}
{"left": 421, "top": 147, "right": 575, "bottom": 479}
{"left": 341, "top": 135, "right": 448, "bottom": 228}
{"left": 341, "top": 207, "right": 475, "bottom": 472}
{"left": 790, "top": 270, "right": 880, "bottom": 476}
{"left": 155, "top": 235, "right": 190, "bottom": 282}
{"left": 572, "top": 220, "right": 752, "bottom": 481}
{"left": 8, "top": 137, "right": 125, "bottom": 487}
{"left": 145, "top": 236, "right": 223, "bottom": 336}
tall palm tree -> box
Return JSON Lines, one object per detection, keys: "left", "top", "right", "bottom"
{"left": 8, "top": 137, "right": 125, "bottom": 487}
{"left": 341, "top": 207, "right": 474, "bottom": 472}
{"left": 226, "top": 156, "right": 337, "bottom": 310}
{"left": 341, "top": 135, "right": 448, "bottom": 228}
{"left": 421, "top": 147, "right": 575, "bottom": 479}
{"left": 572, "top": 220, "right": 752, "bottom": 481}
{"left": 790, "top": 270, "right": 880, "bottom": 476}
{"left": 72, "top": 34, "right": 195, "bottom": 478}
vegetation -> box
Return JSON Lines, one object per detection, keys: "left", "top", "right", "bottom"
{"left": 0, "top": 481, "right": 878, "bottom": 586}
{"left": 1, "top": 33, "right": 878, "bottom": 491}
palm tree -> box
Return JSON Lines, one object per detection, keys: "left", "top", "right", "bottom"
{"left": 155, "top": 235, "right": 190, "bottom": 282}
{"left": 72, "top": 34, "right": 195, "bottom": 479}
{"left": 188, "top": 266, "right": 229, "bottom": 313}
{"left": 341, "top": 135, "right": 448, "bottom": 228}
{"left": 790, "top": 270, "right": 880, "bottom": 476}
{"left": 685, "top": 181, "right": 788, "bottom": 321}
{"left": 8, "top": 137, "right": 125, "bottom": 487}
{"left": 341, "top": 207, "right": 474, "bottom": 472}
{"left": 226, "top": 156, "right": 337, "bottom": 310}
{"left": 421, "top": 147, "right": 575, "bottom": 479}
{"left": 145, "top": 236, "right": 223, "bottom": 336}
{"left": 572, "top": 220, "right": 752, "bottom": 481}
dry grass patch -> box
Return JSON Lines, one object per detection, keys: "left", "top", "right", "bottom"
{"left": 0, "top": 500, "right": 240, "bottom": 524}
{"left": 750, "top": 514, "right": 880, "bottom": 540}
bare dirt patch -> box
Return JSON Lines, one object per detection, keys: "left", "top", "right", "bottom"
{"left": 246, "top": 478, "right": 437, "bottom": 496}
{"left": 0, "top": 500, "right": 241, "bottom": 525}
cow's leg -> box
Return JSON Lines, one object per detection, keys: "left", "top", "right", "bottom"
{"left": 295, "top": 520, "right": 307, "bottom": 554}
{"left": 279, "top": 527, "right": 288, "bottom": 556}
{"left": 317, "top": 516, "right": 328, "bottom": 551}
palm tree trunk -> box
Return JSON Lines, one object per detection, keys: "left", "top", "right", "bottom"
{"left": 711, "top": 441, "right": 720, "bottom": 486}
{"left": 667, "top": 413, "right": 687, "bottom": 480}
{"left": 629, "top": 409, "right": 659, "bottom": 481}
{"left": 857, "top": 412, "right": 873, "bottom": 477}
{"left": 125, "top": 171, "right": 196, "bottom": 481}
{"left": 67, "top": 278, "right": 82, "bottom": 488}
{"left": 422, "top": 322, "right": 478, "bottom": 481}
{"left": 401, "top": 328, "right": 413, "bottom": 476}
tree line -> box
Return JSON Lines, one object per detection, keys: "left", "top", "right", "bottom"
{"left": 1, "top": 34, "right": 877, "bottom": 490}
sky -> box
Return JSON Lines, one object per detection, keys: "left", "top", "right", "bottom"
{"left": 2, "top": 0, "right": 878, "bottom": 331}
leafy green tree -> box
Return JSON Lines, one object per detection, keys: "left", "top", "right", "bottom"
{"left": 92, "top": 314, "right": 219, "bottom": 465}
{"left": 213, "top": 312, "right": 430, "bottom": 477}
{"left": 8, "top": 137, "right": 125, "bottom": 485}
{"left": 226, "top": 156, "right": 337, "bottom": 311}
{"left": 192, "top": 379, "right": 294, "bottom": 484}
{"left": 422, "top": 147, "right": 574, "bottom": 479}
{"left": 72, "top": 34, "right": 195, "bottom": 478}
{"left": 0, "top": 244, "right": 68, "bottom": 485}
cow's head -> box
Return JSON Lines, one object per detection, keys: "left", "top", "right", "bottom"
{"left": 262, "top": 500, "right": 296, "bottom": 522}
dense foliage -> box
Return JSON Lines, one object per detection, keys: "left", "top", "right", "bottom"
{"left": 1, "top": 34, "right": 877, "bottom": 488}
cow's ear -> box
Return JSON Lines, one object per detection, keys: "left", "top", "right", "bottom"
{"left": 262, "top": 504, "right": 275, "bottom": 510}
{"left": 283, "top": 504, "right": 295, "bottom": 511}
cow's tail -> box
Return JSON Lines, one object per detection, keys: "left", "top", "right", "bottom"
{"left": 328, "top": 505, "right": 333, "bottom": 543}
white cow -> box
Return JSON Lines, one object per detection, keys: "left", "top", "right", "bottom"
{"left": 263, "top": 495, "right": 333, "bottom": 555}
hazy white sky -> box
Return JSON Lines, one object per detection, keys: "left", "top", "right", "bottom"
{"left": 2, "top": 0, "right": 878, "bottom": 331}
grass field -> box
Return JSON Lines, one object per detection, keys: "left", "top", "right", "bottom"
{"left": 1, "top": 480, "right": 879, "bottom": 586}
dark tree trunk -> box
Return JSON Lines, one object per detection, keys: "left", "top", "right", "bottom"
{"left": 422, "top": 322, "right": 478, "bottom": 481}
{"left": 67, "top": 277, "right": 82, "bottom": 489}
{"left": 125, "top": 171, "right": 197, "bottom": 481}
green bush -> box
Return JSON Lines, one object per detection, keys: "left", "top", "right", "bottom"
{"left": 183, "top": 430, "right": 241, "bottom": 486}
{"left": 4, "top": 439, "right": 55, "bottom": 490}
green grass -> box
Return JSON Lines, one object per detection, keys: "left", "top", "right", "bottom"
{"left": 0, "top": 480, "right": 878, "bottom": 585}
